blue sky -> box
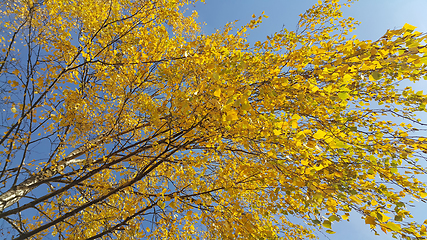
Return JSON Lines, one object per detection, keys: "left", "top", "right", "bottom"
{"left": 188, "top": 0, "right": 427, "bottom": 239}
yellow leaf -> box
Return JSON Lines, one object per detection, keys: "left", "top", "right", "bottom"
{"left": 365, "top": 216, "right": 376, "bottom": 225}
{"left": 242, "top": 102, "right": 251, "bottom": 111}
{"left": 226, "top": 110, "right": 239, "bottom": 121}
{"left": 214, "top": 88, "right": 221, "bottom": 97}
{"left": 292, "top": 114, "right": 301, "bottom": 121}
{"left": 322, "top": 220, "right": 332, "bottom": 229}
{"left": 343, "top": 74, "right": 352, "bottom": 82}
{"left": 295, "top": 179, "right": 305, "bottom": 187}
{"left": 187, "top": 210, "right": 193, "bottom": 217}
{"left": 306, "top": 140, "right": 316, "bottom": 148}
{"left": 420, "top": 192, "right": 427, "bottom": 198}
{"left": 386, "top": 222, "right": 401, "bottom": 232}
{"left": 158, "top": 200, "right": 165, "bottom": 209}
{"left": 292, "top": 120, "right": 298, "bottom": 128}
{"left": 342, "top": 214, "right": 349, "bottom": 220}
{"left": 328, "top": 215, "right": 340, "bottom": 222}
{"left": 273, "top": 129, "right": 281, "bottom": 135}
{"left": 377, "top": 212, "right": 390, "bottom": 223}
{"left": 421, "top": 225, "right": 426, "bottom": 235}
{"left": 349, "top": 195, "right": 362, "bottom": 204}
{"left": 403, "top": 23, "right": 416, "bottom": 31}
{"left": 313, "top": 130, "right": 327, "bottom": 139}
{"left": 313, "top": 164, "right": 325, "bottom": 171}
{"left": 338, "top": 92, "right": 350, "bottom": 100}
{"left": 311, "top": 85, "right": 319, "bottom": 93}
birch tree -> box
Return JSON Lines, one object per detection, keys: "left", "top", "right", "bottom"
{"left": 1, "top": 0, "right": 427, "bottom": 239}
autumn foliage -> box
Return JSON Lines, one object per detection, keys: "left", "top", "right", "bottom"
{"left": 1, "top": 0, "right": 427, "bottom": 239}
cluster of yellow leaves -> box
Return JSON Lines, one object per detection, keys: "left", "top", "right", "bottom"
{"left": 0, "top": 0, "right": 427, "bottom": 239}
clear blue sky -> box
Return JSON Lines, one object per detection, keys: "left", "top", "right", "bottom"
{"left": 188, "top": 0, "right": 427, "bottom": 239}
